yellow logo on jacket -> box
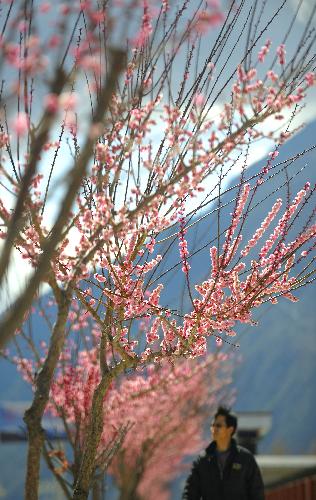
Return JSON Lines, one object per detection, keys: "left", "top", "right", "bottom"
{"left": 232, "top": 463, "right": 242, "bottom": 470}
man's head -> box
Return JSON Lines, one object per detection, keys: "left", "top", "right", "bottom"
{"left": 211, "top": 406, "right": 238, "bottom": 449}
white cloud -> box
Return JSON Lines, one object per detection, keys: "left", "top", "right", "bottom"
{"left": 288, "top": 0, "right": 316, "bottom": 24}
{"left": 0, "top": 242, "right": 49, "bottom": 313}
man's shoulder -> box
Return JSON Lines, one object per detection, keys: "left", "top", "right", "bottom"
{"left": 234, "top": 445, "right": 258, "bottom": 464}
{"left": 236, "top": 444, "right": 254, "bottom": 455}
{"left": 195, "top": 449, "right": 210, "bottom": 462}
{"left": 192, "top": 446, "right": 213, "bottom": 467}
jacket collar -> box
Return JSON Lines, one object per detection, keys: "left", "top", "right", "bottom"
{"left": 205, "top": 438, "right": 239, "bottom": 457}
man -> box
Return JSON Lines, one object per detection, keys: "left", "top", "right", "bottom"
{"left": 182, "top": 406, "right": 264, "bottom": 500}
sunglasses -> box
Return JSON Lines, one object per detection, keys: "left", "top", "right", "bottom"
{"left": 211, "top": 423, "right": 227, "bottom": 429}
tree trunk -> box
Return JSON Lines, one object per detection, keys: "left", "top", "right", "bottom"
{"left": 23, "top": 422, "right": 45, "bottom": 500}
{"left": 92, "top": 477, "right": 101, "bottom": 500}
{"left": 119, "top": 481, "right": 142, "bottom": 500}
{"left": 117, "top": 461, "right": 143, "bottom": 500}
{"left": 72, "top": 373, "right": 114, "bottom": 500}
{"left": 23, "top": 290, "right": 71, "bottom": 500}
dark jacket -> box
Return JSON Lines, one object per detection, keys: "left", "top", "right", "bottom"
{"left": 182, "top": 439, "right": 264, "bottom": 500}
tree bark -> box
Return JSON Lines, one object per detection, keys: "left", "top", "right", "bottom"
{"left": 118, "top": 476, "right": 143, "bottom": 500}
{"left": 72, "top": 373, "right": 114, "bottom": 500}
{"left": 118, "top": 461, "right": 143, "bottom": 500}
{"left": 119, "top": 483, "right": 142, "bottom": 500}
{"left": 23, "top": 290, "right": 71, "bottom": 500}
{"left": 92, "top": 478, "right": 102, "bottom": 500}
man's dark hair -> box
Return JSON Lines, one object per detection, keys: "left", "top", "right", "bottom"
{"left": 215, "top": 406, "right": 238, "bottom": 435}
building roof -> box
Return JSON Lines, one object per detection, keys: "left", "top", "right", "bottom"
{"left": 236, "top": 412, "right": 272, "bottom": 437}
{"left": 256, "top": 455, "right": 316, "bottom": 486}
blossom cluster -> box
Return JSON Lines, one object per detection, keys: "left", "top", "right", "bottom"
{"left": 48, "top": 348, "right": 231, "bottom": 498}
{"left": 1, "top": 2, "right": 315, "bottom": 499}
{"left": 13, "top": 336, "right": 232, "bottom": 499}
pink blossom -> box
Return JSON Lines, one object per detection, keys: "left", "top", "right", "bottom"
{"left": 89, "top": 9, "right": 104, "bottom": 24}
{"left": 162, "top": 0, "right": 169, "bottom": 13}
{"left": 39, "top": 2, "right": 51, "bottom": 13}
{"left": 269, "top": 151, "right": 279, "bottom": 160}
{"left": 79, "top": 55, "right": 102, "bottom": 76}
{"left": 48, "top": 35, "right": 61, "bottom": 48}
{"left": 12, "top": 112, "right": 29, "bottom": 136}
{"left": 4, "top": 43, "right": 20, "bottom": 66}
{"left": 18, "top": 21, "right": 27, "bottom": 33}
{"left": 241, "top": 199, "right": 282, "bottom": 257}
{"left": 193, "top": 93, "right": 205, "bottom": 107}
{"left": 259, "top": 186, "right": 310, "bottom": 263}
{"left": 207, "top": 0, "right": 220, "bottom": 7}
{"left": 194, "top": 10, "right": 224, "bottom": 34}
{"left": 305, "top": 73, "right": 315, "bottom": 86}
{"left": 59, "top": 92, "right": 77, "bottom": 111}
{"left": 237, "top": 65, "right": 246, "bottom": 82}
{"left": 132, "top": 0, "right": 153, "bottom": 47}
{"left": 225, "top": 183, "right": 251, "bottom": 241}
{"left": 146, "top": 237, "right": 156, "bottom": 253}
{"left": 276, "top": 44, "right": 286, "bottom": 65}
{"left": 246, "top": 68, "right": 257, "bottom": 80}
{"left": 60, "top": 3, "right": 71, "bottom": 15}
{"left": 146, "top": 317, "right": 161, "bottom": 344}
{"left": 0, "top": 132, "right": 9, "bottom": 148}
{"left": 267, "top": 70, "right": 278, "bottom": 82}
{"left": 44, "top": 93, "right": 59, "bottom": 113}
{"left": 15, "top": 342, "right": 230, "bottom": 499}
{"left": 258, "top": 39, "right": 271, "bottom": 63}
{"left": 178, "top": 202, "right": 191, "bottom": 274}
{"left": 94, "top": 273, "right": 107, "bottom": 283}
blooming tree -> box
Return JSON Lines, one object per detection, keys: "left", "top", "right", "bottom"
{"left": 15, "top": 337, "right": 233, "bottom": 499}
{"left": 0, "top": 0, "right": 316, "bottom": 499}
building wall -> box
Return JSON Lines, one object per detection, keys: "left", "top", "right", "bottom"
{"left": 265, "top": 474, "right": 316, "bottom": 500}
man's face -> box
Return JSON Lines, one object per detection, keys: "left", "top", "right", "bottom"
{"left": 210, "top": 415, "right": 234, "bottom": 443}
